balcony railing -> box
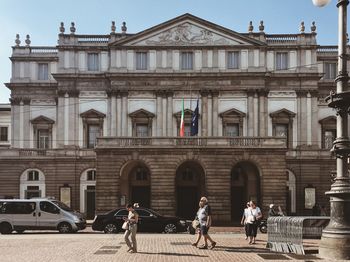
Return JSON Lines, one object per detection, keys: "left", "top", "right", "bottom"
{"left": 0, "top": 148, "right": 96, "bottom": 157}
{"left": 266, "top": 34, "right": 298, "bottom": 44}
{"left": 96, "top": 137, "right": 287, "bottom": 149}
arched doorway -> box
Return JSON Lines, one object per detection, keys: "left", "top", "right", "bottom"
{"left": 231, "top": 162, "right": 260, "bottom": 222}
{"left": 80, "top": 169, "right": 96, "bottom": 219}
{"left": 175, "top": 161, "right": 205, "bottom": 219}
{"left": 120, "top": 161, "right": 151, "bottom": 208}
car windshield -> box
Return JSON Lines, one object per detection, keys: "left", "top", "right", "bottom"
{"left": 148, "top": 209, "right": 162, "bottom": 217}
{"left": 52, "top": 201, "right": 73, "bottom": 212}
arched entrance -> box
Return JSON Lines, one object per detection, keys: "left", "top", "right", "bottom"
{"left": 120, "top": 161, "right": 151, "bottom": 208}
{"left": 175, "top": 161, "right": 205, "bottom": 219}
{"left": 20, "top": 169, "right": 46, "bottom": 199}
{"left": 231, "top": 162, "right": 260, "bottom": 222}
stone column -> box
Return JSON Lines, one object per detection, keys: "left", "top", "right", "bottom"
{"left": 201, "top": 90, "right": 209, "bottom": 136}
{"left": 258, "top": 89, "right": 269, "bottom": 136}
{"left": 156, "top": 91, "right": 163, "bottom": 136}
{"left": 10, "top": 98, "right": 20, "bottom": 148}
{"left": 121, "top": 91, "right": 128, "bottom": 136}
{"left": 253, "top": 92, "right": 259, "bottom": 136}
{"left": 23, "top": 98, "right": 31, "bottom": 148}
{"left": 166, "top": 91, "right": 173, "bottom": 136}
{"left": 310, "top": 90, "right": 319, "bottom": 147}
{"left": 68, "top": 90, "right": 79, "bottom": 146}
{"left": 19, "top": 100, "right": 24, "bottom": 148}
{"left": 106, "top": 91, "right": 112, "bottom": 136}
{"left": 212, "top": 91, "right": 219, "bottom": 136}
{"left": 296, "top": 90, "right": 308, "bottom": 147}
{"left": 306, "top": 91, "right": 312, "bottom": 145}
{"left": 64, "top": 92, "right": 69, "bottom": 145}
{"left": 247, "top": 90, "right": 255, "bottom": 136}
{"left": 162, "top": 93, "right": 167, "bottom": 136}
{"left": 111, "top": 92, "right": 117, "bottom": 136}
{"left": 57, "top": 91, "right": 65, "bottom": 148}
{"left": 207, "top": 94, "right": 213, "bottom": 136}
{"left": 116, "top": 93, "right": 122, "bottom": 136}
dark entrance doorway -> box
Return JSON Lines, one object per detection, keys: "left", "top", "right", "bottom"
{"left": 231, "top": 162, "right": 260, "bottom": 223}
{"left": 86, "top": 185, "right": 95, "bottom": 220}
{"left": 129, "top": 165, "right": 151, "bottom": 208}
{"left": 176, "top": 162, "right": 205, "bottom": 220}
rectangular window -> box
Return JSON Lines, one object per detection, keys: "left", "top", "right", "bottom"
{"left": 87, "top": 53, "right": 99, "bottom": 71}
{"left": 136, "top": 52, "right": 147, "bottom": 70}
{"left": 276, "top": 52, "right": 288, "bottom": 70}
{"left": 227, "top": 51, "right": 240, "bottom": 69}
{"left": 324, "top": 129, "right": 336, "bottom": 149}
{"left": 324, "top": 62, "right": 337, "bottom": 79}
{"left": 28, "top": 171, "right": 39, "bottom": 181}
{"left": 38, "top": 63, "right": 49, "bottom": 80}
{"left": 88, "top": 124, "right": 100, "bottom": 148}
{"left": 184, "top": 124, "right": 191, "bottom": 137}
{"left": 136, "top": 124, "right": 149, "bottom": 137}
{"left": 275, "top": 124, "right": 288, "bottom": 137}
{"left": 225, "top": 123, "right": 239, "bottom": 137}
{"left": 87, "top": 170, "right": 96, "bottom": 181}
{"left": 37, "top": 129, "right": 50, "bottom": 149}
{"left": 181, "top": 52, "right": 193, "bottom": 70}
{"left": 0, "top": 127, "right": 8, "bottom": 141}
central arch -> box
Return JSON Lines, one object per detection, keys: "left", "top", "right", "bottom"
{"left": 120, "top": 161, "right": 151, "bottom": 208}
{"left": 231, "top": 161, "right": 260, "bottom": 222}
{"left": 175, "top": 161, "right": 205, "bottom": 219}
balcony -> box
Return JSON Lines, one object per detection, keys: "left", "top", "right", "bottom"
{"left": 96, "top": 137, "right": 287, "bottom": 149}
{"left": 0, "top": 148, "right": 96, "bottom": 158}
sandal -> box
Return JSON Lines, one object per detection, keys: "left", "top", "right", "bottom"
{"left": 199, "top": 245, "right": 208, "bottom": 249}
{"left": 210, "top": 242, "right": 216, "bottom": 249}
{"left": 191, "top": 243, "right": 197, "bottom": 247}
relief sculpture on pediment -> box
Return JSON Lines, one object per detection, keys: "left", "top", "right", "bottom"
{"left": 145, "top": 23, "right": 231, "bottom": 46}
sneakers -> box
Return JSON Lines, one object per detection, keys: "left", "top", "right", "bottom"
{"left": 210, "top": 242, "right": 216, "bottom": 250}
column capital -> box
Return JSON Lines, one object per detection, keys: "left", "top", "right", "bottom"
{"left": 22, "top": 97, "right": 31, "bottom": 105}
{"left": 200, "top": 89, "right": 210, "bottom": 97}
{"left": 9, "top": 97, "right": 21, "bottom": 105}
{"left": 295, "top": 89, "right": 308, "bottom": 98}
{"left": 246, "top": 89, "right": 256, "bottom": 96}
{"left": 308, "top": 89, "right": 319, "bottom": 97}
{"left": 210, "top": 90, "right": 219, "bottom": 97}
{"left": 257, "top": 88, "right": 269, "bottom": 97}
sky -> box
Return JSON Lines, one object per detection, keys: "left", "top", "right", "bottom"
{"left": 0, "top": 0, "right": 344, "bottom": 103}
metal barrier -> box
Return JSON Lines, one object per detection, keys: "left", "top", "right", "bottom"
{"left": 267, "top": 216, "right": 329, "bottom": 255}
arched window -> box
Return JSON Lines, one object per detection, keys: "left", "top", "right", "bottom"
{"left": 20, "top": 169, "right": 46, "bottom": 199}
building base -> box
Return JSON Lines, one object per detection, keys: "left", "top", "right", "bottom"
{"left": 319, "top": 232, "right": 350, "bottom": 260}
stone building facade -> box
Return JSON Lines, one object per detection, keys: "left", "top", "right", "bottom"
{"left": 0, "top": 14, "right": 341, "bottom": 222}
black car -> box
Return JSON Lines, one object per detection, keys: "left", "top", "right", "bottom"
{"left": 92, "top": 207, "right": 189, "bottom": 234}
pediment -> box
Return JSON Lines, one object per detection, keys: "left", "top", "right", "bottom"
{"left": 80, "top": 109, "right": 106, "bottom": 118}
{"left": 319, "top": 116, "right": 336, "bottom": 124}
{"left": 219, "top": 108, "right": 246, "bottom": 118}
{"left": 31, "top": 115, "right": 55, "bottom": 124}
{"left": 129, "top": 109, "right": 155, "bottom": 118}
{"left": 270, "top": 108, "right": 296, "bottom": 118}
{"left": 111, "top": 13, "right": 264, "bottom": 47}
{"left": 174, "top": 108, "right": 195, "bottom": 118}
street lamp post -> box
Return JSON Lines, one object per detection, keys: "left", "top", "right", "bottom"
{"left": 313, "top": 0, "right": 350, "bottom": 260}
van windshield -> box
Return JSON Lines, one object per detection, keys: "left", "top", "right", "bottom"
{"left": 52, "top": 201, "right": 73, "bottom": 212}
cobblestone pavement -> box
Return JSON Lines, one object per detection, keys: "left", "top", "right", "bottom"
{"left": 0, "top": 227, "right": 332, "bottom": 262}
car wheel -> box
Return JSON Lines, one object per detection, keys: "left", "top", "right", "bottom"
{"left": 0, "top": 222, "right": 12, "bottom": 234}
{"left": 104, "top": 223, "right": 118, "bottom": 234}
{"left": 259, "top": 225, "right": 267, "bottom": 234}
{"left": 16, "top": 230, "right": 25, "bottom": 234}
{"left": 58, "top": 222, "right": 72, "bottom": 233}
{"left": 164, "top": 223, "right": 177, "bottom": 233}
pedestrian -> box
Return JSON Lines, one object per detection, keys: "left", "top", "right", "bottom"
{"left": 196, "top": 196, "right": 216, "bottom": 250}
{"left": 268, "top": 204, "right": 278, "bottom": 217}
{"left": 191, "top": 201, "right": 202, "bottom": 247}
{"left": 277, "top": 206, "right": 284, "bottom": 216}
{"left": 123, "top": 203, "right": 139, "bottom": 253}
{"left": 241, "top": 202, "right": 251, "bottom": 240}
{"left": 246, "top": 200, "right": 262, "bottom": 244}
{"left": 312, "top": 203, "right": 321, "bottom": 216}
{"left": 320, "top": 205, "right": 327, "bottom": 216}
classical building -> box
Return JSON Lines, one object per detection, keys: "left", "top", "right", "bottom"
{"left": 0, "top": 14, "right": 341, "bottom": 222}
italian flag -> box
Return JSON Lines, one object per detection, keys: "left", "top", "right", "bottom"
{"left": 180, "top": 98, "right": 185, "bottom": 137}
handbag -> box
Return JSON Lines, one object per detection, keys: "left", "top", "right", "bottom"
{"left": 192, "top": 219, "right": 200, "bottom": 229}
{"left": 122, "top": 221, "right": 129, "bottom": 230}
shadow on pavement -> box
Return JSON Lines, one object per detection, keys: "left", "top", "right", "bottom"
{"left": 137, "top": 251, "right": 208, "bottom": 257}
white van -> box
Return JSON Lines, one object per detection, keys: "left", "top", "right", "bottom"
{"left": 0, "top": 199, "right": 86, "bottom": 234}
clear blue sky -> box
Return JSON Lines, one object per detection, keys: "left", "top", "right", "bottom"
{"left": 0, "top": 0, "right": 344, "bottom": 103}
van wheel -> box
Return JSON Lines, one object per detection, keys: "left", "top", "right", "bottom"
{"left": 58, "top": 222, "right": 72, "bottom": 233}
{"left": 104, "top": 223, "right": 118, "bottom": 234}
{"left": 16, "top": 230, "right": 25, "bottom": 234}
{"left": 0, "top": 222, "right": 12, "bottom": 234}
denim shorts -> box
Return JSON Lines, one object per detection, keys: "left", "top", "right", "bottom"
{"left": 200, "top": 225, "right": 209, "bottom": 235}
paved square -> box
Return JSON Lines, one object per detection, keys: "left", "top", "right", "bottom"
{"left": 0, "top": 228, "right": 331, "bottom": 262}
